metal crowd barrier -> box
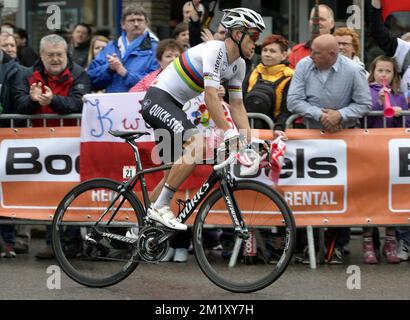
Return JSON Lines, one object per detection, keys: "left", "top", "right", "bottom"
{"left": 1, "top": 113, "right": 274, "bottom": 130}
{"left": 0, "top": 114, "right": 82, "bottom": 128}
{"left": 285, "top": 110, "right": 410, "bottom": 129}
{"left": 284, "top": 110, "right": 410, "bottom": 268}
{"left": 247, "top": 113, "right": 275, "bottom": 130}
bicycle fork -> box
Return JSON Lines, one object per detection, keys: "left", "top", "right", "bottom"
{"left": 219, "top": 178, "right": 249, "bottom": 268}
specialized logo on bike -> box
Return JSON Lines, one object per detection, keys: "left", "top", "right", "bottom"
{"left": 177, "top": 182, "right": 210, "bottom": 222}
{"left": 149, "top": 104, "right": 185, "bottom": 134}
{"left": 388, "top": 139, "right": 410, "bottom": 212}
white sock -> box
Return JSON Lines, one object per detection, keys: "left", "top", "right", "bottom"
{"left": 153, "top": 184, "right": 176, "bottom": 210}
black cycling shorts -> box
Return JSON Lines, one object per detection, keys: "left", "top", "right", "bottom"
{"left": 142, "top": 86, "right": 199, "bottom": 163}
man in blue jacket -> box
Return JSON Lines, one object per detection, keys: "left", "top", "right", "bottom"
{"left": 87, "top": 5, "right": 160, "bottom": 93}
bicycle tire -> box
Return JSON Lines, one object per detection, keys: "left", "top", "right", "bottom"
{"left": 52, "top": 178, "right": 145, "bottom": 288}
{"left": 193, "top": 180, "right": 296, "bottom": 293}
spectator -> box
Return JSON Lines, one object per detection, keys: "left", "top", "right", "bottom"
{"left": 287, "top": 35, "right": 372, "bottom": 264}
{"left": 12, "top": 34, "right": 90, "bottom": 125}
{"left": 68, "top": 23, "right": 93, "bottom": 68}
{"left": 14, "top": 28, "right": 38, "bottom": 67}
{"left": 11, "top": 34, "right": 90, "bottom": 258}
{"left": 86, "top": 35, "right": 109, "bottom": 68}
{"left": 244, "top": 34, "right": 294, "bottom": 131}
{"left": 334, "top": 27, "right": 366, "bottom": 70}
{"left": 129, "top": 39, "right": 183, "bottom": 92}
{"left": 362, "top": 55, "right": 409, "bottom": 264}
{"left": 183, "top": 0, "right": 205, "bottom": 48}
{"left": 370, "top": 0, "right": 410, "bottom": 262}
{"left": 0, "top": 22, "right": 15, "bottom": 35}
{"left": 0, "top": 32, "right": 17, "bottom": 60}
{"left": 0, "top": 37, "right": 20, "bottom": 127}
{"left": 183, "top": 0, "right": 205, "bottom": 24}
{"left": 0, "top": 36, "right": 20, "bottom": 257}
{"left": 87, "top": 5, "right": 159, "bottom": 93}
{"left": 173, "top": 22, "right": 190, "bottom": 51}
{"left": 288, "top": 4, "right": 335, "bottom": 69}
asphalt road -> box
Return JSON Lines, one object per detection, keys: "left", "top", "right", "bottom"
{"left": 0, "top": 235, "right": 409, "bottom": 301}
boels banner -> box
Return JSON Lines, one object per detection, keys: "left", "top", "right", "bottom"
{"left": 0, "top": 92, "right": 409, "bottom": 227}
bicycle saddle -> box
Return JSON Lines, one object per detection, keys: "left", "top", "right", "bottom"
{"left": 109, "top": 130, "right": 151, "bottom": 140}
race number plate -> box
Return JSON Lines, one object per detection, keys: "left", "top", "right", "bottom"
{"left": 123, "top": 166, "right": 137, "bottom": 179}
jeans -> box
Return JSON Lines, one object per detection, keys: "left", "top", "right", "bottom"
{"left": 0, "top": 225, "right": 16, "bottom": 245}
{"left": 396, "top": 227, "right": 410, "bottom": 246}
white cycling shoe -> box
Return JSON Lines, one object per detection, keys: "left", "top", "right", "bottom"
{"left": 147, "top": 206, "right": 187, "bottom": 231}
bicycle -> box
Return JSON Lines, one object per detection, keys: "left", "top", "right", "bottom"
{"left": 52, "top": 130, "right": 296, "bottom": 293}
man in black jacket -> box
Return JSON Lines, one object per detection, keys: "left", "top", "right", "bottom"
{"left": 12, "top": 34, "right": 91, "bottom": 127}
{"left": 11, "top": 34, "right": 90, "bottom": 258}
{"left": 68, "top": 23, "right": 92, "bottom": 68}
{"left": 14, "top": 28, "right": 38, "bottom": 67}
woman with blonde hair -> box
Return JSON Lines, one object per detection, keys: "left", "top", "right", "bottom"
{"left": 86, "top": 35, "right": 109, "bottom": 68}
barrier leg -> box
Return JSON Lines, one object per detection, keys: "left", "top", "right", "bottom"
{"left": 307, "top": 226, "right": 317, "bottom": 269}
{"left": 229, "top": 237, "right": 243, "bottom": 268}
{"left": 318, "top": 228, "right": 326, "bottom": 264}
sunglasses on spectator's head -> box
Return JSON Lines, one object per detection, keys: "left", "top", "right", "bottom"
{"left": 242, "top": 30, "right": 260, "bottom": 42}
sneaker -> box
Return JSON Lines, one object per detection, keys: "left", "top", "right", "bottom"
{"left": 173, "top": 248, "right": 188, "bottom": 263}
{"left": 363, "top": 240, "right": 378, "bottom": 264}
{"left": 1, "top": 244, "right": 16, "bottom": 258}
{"left": 383, "top": 239, "right": 400, "bottom": 264}
{"left": 397, "top": 240, "right": 410, "bottom": 261}
{"left": 125, "top": 227, "right": 139, "bottom": 240}
{"left": 161, "top": 247, "right": 175, "bottom": 262}
{"left": 147, "top": 206, "right": 187, "bottom": 231}
{"left": 328, "top": 247, "right": 343, "bottom": 264}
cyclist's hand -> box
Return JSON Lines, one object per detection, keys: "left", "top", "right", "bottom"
{"left": 274, "top": 130, "right": 288, "bottom": 141}
{"left": 223, "top": 128, "right": 241, "bottom": 152}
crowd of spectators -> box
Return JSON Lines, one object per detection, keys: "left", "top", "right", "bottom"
{"left": 0, "top": 0, "right": 409, "bottom": 265}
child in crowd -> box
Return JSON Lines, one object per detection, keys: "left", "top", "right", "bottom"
{"left": 363, "top": 55, "right": 409, "bottom": 264}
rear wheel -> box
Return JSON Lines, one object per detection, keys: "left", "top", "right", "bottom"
{"left": 52, "top": 178, "right": 144, "bottom": 288}
{"left": 193, "top": 180, "right": 296, "bottom": 293}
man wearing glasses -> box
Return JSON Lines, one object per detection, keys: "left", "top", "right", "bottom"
{"left": 135, "top": 8, "right": 268, "bottom": 231}
{"left": 87, "top": 5, "right": 159, "bottom": 93}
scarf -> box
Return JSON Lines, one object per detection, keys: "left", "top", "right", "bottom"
{"left": 248, "top": 63, "right": 294, "bottom": 92}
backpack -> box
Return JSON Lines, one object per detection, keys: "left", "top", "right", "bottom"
{"left": 244, "top": 75, "right": 287, "bottom": 129}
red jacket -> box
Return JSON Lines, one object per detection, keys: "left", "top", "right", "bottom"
{"left": 288, "top": 42, "right": 311, "bottom": 69}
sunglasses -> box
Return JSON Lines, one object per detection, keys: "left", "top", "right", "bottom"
{"left": 243, "top": 30, "right": 260, "bottom": 42}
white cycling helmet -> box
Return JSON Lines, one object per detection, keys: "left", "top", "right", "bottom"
{"left": 221, "top": 8, "right": 265, "bottom": 32}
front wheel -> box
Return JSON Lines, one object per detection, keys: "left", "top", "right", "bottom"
{"left": 51, "top": 178, "right": 145, "bottom": 288}
{"left": 193, "top": 180, "right": 296, "bottom": 293}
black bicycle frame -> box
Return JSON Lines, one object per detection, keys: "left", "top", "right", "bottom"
{"left": 94, "top": 138, "right": 247, "bottom": 241}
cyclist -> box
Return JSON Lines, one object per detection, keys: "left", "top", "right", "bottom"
{"left": 140, "top": 8, "right": 266, "bottom": 231}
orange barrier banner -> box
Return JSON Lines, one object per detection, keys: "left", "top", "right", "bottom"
{"left": 0, "top": 127, "right": 410, "bottom": 227}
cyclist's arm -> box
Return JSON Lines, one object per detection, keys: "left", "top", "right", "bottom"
{"left": 204, "top": 86, "right": 231, "bottom": 131}
{"left": 229, "top": 98, "right": 251, "bottom": 141}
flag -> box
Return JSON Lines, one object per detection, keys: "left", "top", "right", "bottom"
{"left": 80, "top": 92, "right": 211, "bottom": 191}
{"left": 381, "top": 0, "right": 410, "bottom": 20}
